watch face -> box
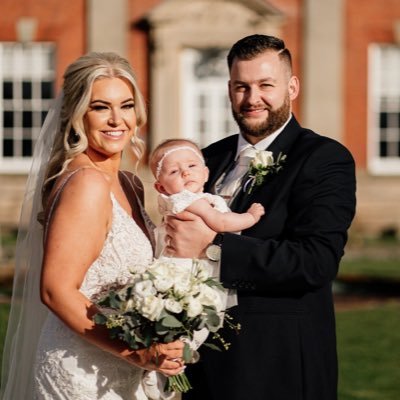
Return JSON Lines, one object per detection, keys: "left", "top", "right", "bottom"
{"left": 206, "top": 244, "right": 221, "bottom": 262}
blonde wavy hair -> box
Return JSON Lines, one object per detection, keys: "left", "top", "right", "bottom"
{"left": 42, "top": 52, "right": 147, "bottom": 208}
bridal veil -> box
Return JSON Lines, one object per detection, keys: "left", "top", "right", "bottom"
{"left": 0, "top": 94, "right": 63, "bottom": 399}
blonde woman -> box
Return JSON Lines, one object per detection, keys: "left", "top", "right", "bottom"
{"left": 1, "top": 52, "right": 184, "bottom": 400}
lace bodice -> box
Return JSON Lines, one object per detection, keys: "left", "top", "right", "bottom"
{"left": 82, "top": 193, "right": 153, "bottom": 302}
{"left": 34, "top": 172, "right": 154, "bottom": 400}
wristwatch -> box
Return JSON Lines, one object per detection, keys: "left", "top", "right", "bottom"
{"left": 205, "top": 233, "right": 224, "bottom": 262}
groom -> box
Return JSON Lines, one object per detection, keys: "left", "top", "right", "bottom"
{"left": 166, "top": 34, "right": 356, "bottom": 400}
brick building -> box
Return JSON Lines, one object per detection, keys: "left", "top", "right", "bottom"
{"left": 0, "top": 0, "right": 399, "bottom": 254}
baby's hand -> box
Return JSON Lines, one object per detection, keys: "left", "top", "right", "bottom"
{"left": 247, "top": 203, "right": 265, "bottom": 222}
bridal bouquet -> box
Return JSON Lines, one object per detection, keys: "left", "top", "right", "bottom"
{"left": 93, "top": 258, "right": 238, "bottom": 395}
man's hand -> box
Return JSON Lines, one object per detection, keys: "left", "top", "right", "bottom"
{"left": 164, "top": 211, "right": 216, "bottom": 258}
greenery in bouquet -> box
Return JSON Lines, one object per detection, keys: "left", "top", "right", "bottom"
{"left": 93, "top": 258, "right": 240, "bottom": 394}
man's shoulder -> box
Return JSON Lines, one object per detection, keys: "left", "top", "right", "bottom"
{"left": 202, "top": 134, "right": 239, "bottom": 157}
{"left": 294, "top": 126, "right": 354, "bottom": 163}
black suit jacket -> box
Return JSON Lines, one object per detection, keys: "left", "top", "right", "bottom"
{"left": 183, "top": 116, "right": 356, "bottom": 400}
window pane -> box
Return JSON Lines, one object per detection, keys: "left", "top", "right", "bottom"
{"left": 41, "top": 81, "right": 53, "bottom": 99}
{"left": 3, "top": 81, "right": 13, "bottom": 99}
{"left": 3, "top": 111, "right": 14, "bottom": 128}
{"left": 41, "top": 110, "right": 48, "bottom": 124}
{"left": 22, "top": 138, "right": 32, "bottom": 157}
{"left": 3, "top": 139, "right": 14, "bottom": 157}
{"left": 23, "top": 111, "right": 33, "bottom": 128}
{"left": 379, "top": 141, "right": 387, "bottom": 157}
{"left": 22, "top": 81, "right": 32, "bottom": 99}
{"left": 379, "top": 112, "right": 388, "bottom": 129}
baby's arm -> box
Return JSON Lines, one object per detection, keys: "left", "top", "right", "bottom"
{"left": 185, "top": 198, "right": 265, "bottom": 232}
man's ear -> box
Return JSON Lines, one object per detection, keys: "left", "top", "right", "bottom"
{"left": 228, "top": 80, "right": 233, "bottom": 103}
{"left": 154, "top": 181, "right": 168, "bottom": 195}
{"left": 288, "top": 75, "right": 300, "bottom": 100}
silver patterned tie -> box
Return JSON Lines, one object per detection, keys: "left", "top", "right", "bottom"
{"left": 216, "top": 145, "right": 257, "bottom": 204}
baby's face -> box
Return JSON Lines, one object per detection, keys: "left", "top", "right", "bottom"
{"left": 156, "top": 148, "right": 209, "bottom": 195}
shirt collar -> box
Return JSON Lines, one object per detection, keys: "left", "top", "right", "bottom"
{"left": 235, "top": 114, "right": 292, "bottom": 160}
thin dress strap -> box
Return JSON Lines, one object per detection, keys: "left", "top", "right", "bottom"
{"left": 119, "top": 171, "right": 156, "bottom": 248}
{"left": 44, "top": 167, "right": 93, "bottom": 243}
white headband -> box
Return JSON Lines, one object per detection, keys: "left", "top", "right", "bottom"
{"left": 155, "top": 145, "right": 205, "bottom": 179}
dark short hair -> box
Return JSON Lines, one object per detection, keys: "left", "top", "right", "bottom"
{"left": 227, "top": 34, "right": 292, "bottom": 72}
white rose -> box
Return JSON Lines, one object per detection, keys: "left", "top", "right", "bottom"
{"left": 197, "top": 285, "right": 224, "bottom": 312}
{"left": 133, "top": 280, "right": 156, "bottom": 299}
{"left": 165, "top": 299, "right": 183, "bottom": 314}
{"left": 186, "top": 296, "right": 203, "bottom": 318}
{"left": 174, "top": 281, "right": 191, "bottom": 297}
{"left": 148, "top": 261, "right": 173, "bottom": 278}
{"left": 195, "top": 263, "right": 211, "bottom": 282}
{"left": 129, "top": 263, "right": 147, "bottom": 275}
{"left": 253, "top": 150, "right": 274, "bottom": 167}
{"left": 153, "top": 276, "right": 174, "bottom": 292}
{"left": 139, "top": 295, "right": 165, "bottom": 321}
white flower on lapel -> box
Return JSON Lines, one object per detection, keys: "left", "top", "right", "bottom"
{"left": 253, "top": 150, "right": 274, "bottom": 167}
{"left": 244, "top": 150, "right": 287, "bottom": 194}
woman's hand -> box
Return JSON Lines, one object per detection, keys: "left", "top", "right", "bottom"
{"left": 130, "top": 340, "right": 185, "bottom": 376}
{"left": 164, "top": 211, "right": 216, "bottom": 258}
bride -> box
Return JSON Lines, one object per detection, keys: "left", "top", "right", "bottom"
{"left": 0, "top": 52, "right": 184, "bottom": 399}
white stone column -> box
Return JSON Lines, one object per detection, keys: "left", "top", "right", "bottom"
{"left": 302, "top": 0, "right": 344, "bottom": 142}
{"left": 87, "top": 0, "right": 127, "bottom": 57}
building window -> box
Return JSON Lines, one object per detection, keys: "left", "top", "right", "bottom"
{"left": 0, "top": 42, "right": 55, "bottom": 173}
{"left": 181, "top": 48, "right": 237, "bottom": 148}
{"left": 368, "top": 44, "right": 400, "bottom": 175}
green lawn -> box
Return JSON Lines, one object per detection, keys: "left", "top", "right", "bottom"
{"left": 339, "top": 258, "right": 400, "bottom": 280}
{"left": 0, "top": 303, "right": 10, "bottom": 372}
{"left": 337, "top": 303, "right": 400, "bottom": 400}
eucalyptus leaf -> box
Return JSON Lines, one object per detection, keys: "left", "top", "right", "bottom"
{"left": 93, "top": 314, "right": 107, "bottom": 325}
{"left": 183, "top": 343, "right": 193, "bottom": 363}
{"left": 162, "top": 315, "right": 183, "bottom": 328}
{"left": 202, "top": 342, "right": 222, "bottom": 352}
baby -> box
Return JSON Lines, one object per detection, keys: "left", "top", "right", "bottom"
{"left": 149, "top": 138, "right": 265, "bottom": 257}
{"left": 145, "top": 139, "right": 264, "bottom": 399}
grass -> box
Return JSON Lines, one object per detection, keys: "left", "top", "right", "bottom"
{"left": 339, "top": 258, "right": 400, "bottom": 280}
{"left": 337, "top": 302, "right": 400, "bottom": 400}
{"left": 0, "top": 303, "right": 10, "bottom": 372}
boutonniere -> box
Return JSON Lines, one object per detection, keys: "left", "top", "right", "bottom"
{"left": 243, "top": 150, "right": 287, "bottom": 194}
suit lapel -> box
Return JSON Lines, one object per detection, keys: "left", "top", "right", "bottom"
{"left": 203, "top": 135, "right": 238, "bottom": 194}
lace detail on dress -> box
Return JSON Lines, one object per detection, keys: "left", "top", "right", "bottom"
{"left": 158, "top": 189, "right": 230, "bottom": 216}
{"left": 34, "top": 176, "right": 154, "bottom": 399}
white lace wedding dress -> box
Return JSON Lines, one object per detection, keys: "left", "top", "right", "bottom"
{"left": 34, "top": 175, "right": 154, "bottom": 399}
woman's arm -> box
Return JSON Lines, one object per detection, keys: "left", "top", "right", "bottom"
{"left": 41, "top": 169, "right": 183, "bottom": 375}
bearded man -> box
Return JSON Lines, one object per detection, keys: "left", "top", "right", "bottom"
{"left": 166, "top": 34, "right": 356, "bottom": 400}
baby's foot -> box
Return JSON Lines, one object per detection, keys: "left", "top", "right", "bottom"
{"left": 247, "top": 203, "right": 265, "bottom": 221}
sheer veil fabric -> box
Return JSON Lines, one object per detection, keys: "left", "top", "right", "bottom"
{"left": 0, "top": 93, "right": 63, "bottom": 399}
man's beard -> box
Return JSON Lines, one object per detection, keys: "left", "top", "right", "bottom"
{"left": 232, "top": 94, "right": 291, "bottom": 139}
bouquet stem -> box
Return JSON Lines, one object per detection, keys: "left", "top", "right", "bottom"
{"left": 165, "top": 372, "right": 192, "bottom": 393}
